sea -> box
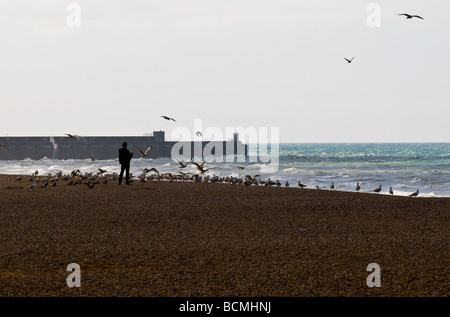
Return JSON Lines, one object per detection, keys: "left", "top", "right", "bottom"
{"left": 0, "top": 143, "right": 449, "bottom": 198}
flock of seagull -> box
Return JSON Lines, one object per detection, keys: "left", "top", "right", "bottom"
{"left": 4, "top": 114, "right": 422, "bottom": 197}
{"left": 17, "top": 158, "right": 420, "bottom": 197}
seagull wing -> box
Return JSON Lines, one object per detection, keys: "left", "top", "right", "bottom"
{"left": 135, "top": 146, "right": 145, "bottom": 156}
{"left": 413, "top": 15, "right": 424, "bottom": 19}
{"left": 144, "top": 146, "right": 152, "bottom": 155}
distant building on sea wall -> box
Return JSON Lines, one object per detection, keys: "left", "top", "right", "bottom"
{"left": 0, "top": 131, "right": 248, "bottom": 161}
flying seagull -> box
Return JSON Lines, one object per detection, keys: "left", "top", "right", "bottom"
{"left": 196, "top": 131, "right": 203, "bottom": 137}
{"left": 192, "top": 161, "right": 210, "bottom": 174}
{"left": 237, "top": 165, "right": 247, "bottom": 170}
{"left": 65, "top": 134, "right": 78, "bottom": 138}
{"left": 177, "top": 159, "right": 191, "bottom": 169}
{"left": 344, "top": 57, "right": 355, "bottom": 63}
{"left": 0, "top": 144, "right": 8, "bottom": 152}
{"left": 398, "top": 13, "right": 424, "bottom": 20}
{"left": 88, "top": 154, "right": 95, "bottom": 161}
{"left": 136, "top": 146, "right": 152, "bottom": 158}
{"left": 161, "top": 116, "right": 176, "bottom": 122}
{"left": 143, "top": 167, "right": 159, "bottom": 175}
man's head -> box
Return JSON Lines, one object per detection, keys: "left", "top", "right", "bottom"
{"left": 122, "top": 142, "right": 127, "bottom": 148}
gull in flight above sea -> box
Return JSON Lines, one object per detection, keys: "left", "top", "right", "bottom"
{"left": 178, "top": 159, "right": 191, "bottom": 169}
{"left": 143, "top": 167, "right": 159, "bottom": 175}
{"left": 192, "top": 161, "right": 210, "bottom": 174}
{"left": 0, "top": 144, "right": 8, "bottom": 152}
{"left": 136, "top": 146, "right": 152, "bottom": 158}
{"left": 65, "top": 134, "right": 78, "bottom": 138}
{"left": 161, "top": 116, "right": 176, "bottom": 122}
{"left": 398, "top": 13, "right": 424, "bottom": 20}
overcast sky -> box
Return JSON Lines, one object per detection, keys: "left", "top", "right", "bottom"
{"left": 0, "top": 0, "right": 449, "bottom": 142}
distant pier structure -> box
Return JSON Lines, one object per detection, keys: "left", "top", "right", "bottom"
{"left": 0, "top": 131, "right": 248, "bottom": 161}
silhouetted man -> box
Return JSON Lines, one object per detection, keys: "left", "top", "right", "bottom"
{"left": 119, "top": 141, "right": 133, "bottom": 185}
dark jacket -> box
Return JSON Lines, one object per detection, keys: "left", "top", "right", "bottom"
{"left": 119, "top": 148, "right": 133, "bottom": 166}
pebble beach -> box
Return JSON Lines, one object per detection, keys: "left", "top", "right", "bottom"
{"left": 0, "top": 174, "right": 448, "bottom": 297}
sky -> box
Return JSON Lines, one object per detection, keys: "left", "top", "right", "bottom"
{"left": 0, "top": 0, "right": 449, "bottom": 143}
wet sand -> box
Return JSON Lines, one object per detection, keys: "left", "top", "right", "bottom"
{"left": 0, "top": 174, "right": 448, "bottom": 297}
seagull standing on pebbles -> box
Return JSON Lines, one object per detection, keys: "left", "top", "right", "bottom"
{"left": 389, "top": 187, "right": 394, "bottom": 195}
{"left": 374, "top": 185, "right": 382, "bottom": 193}
{"left": 409, "top": 190, "right": 419, "bottom": 197}
{"left": 356, "top": 183, "right": 361, "bottom": 191}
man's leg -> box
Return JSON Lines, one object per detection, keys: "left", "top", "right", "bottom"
{"left": 119, "top": 165, "right": 125, "bottom": 185}
{"left": 125, "top": 165, "right": 130, "bottom": 184}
